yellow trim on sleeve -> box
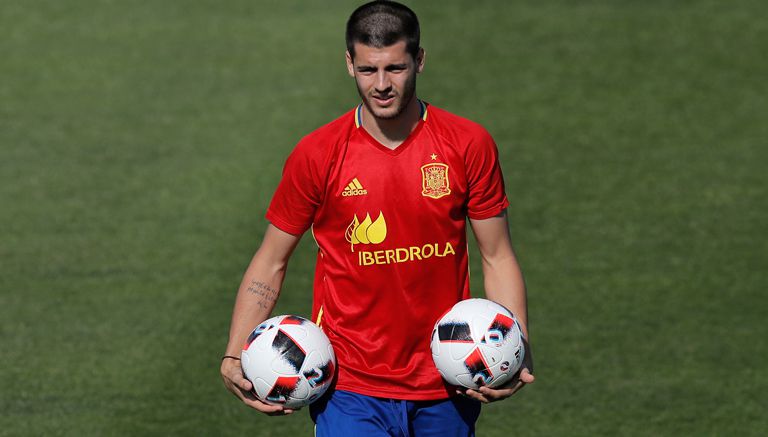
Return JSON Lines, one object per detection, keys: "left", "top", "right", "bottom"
{"left": 315, "top": 306, "right": 324, "bottom": 327}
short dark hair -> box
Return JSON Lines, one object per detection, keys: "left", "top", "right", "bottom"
{"left": 346, "top": 1, "right": 420, "bottom": 60}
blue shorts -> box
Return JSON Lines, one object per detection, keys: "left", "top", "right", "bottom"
{"left": 310, "top": 390, "right": 482, "bottom": 437}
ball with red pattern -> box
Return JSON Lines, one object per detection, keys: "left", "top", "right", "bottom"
{"left": 430, "top": 298, "right": 525, "bottom": 389}
{"left": 241, "top": 315, "right": 335, "bottom": 408}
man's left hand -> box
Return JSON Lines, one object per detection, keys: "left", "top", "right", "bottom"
{"left": 460, "top": 368, "right": 534, "bottom": 403}
{"left": 459, "top": 338, "right": 534, "bottom": 403}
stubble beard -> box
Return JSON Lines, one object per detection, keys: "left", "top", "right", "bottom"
{"left": 357, "top": 72, "right": 417, "bottom": 121}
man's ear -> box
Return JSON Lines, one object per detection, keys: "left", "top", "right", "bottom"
{"left": 416, "top": 47, "right": 425, "bottom": 74}
{"left": 345, "top": 50, "right": 355, "bottom": 77}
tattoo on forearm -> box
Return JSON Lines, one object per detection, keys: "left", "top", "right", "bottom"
{"left": 247, "top": 280, "right": 279, "bottom": 309}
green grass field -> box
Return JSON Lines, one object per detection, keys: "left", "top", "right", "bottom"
{"left": 2, "top": 1, "right": 766, "bottom": 435}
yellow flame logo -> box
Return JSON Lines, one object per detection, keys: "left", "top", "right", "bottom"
{"left": 345, "top": 212, "right": 387, "bottom": 252}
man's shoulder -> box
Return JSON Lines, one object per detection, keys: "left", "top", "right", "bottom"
{"left": 285, "top": 107, "right": 356, "bottom": 164}
{"left": 425, "top": 103, "right": 494, "bottom": 143}
{"left": 299, "top": 107, "right": 357, "bottom": 146}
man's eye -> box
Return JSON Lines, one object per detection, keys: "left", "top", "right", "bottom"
{"left": 387, "top": 66, "right": 406, "bottom": 73}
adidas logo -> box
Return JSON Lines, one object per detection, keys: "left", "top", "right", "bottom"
{"left": 342, "top": 178, "right": 368, "bottom": 197}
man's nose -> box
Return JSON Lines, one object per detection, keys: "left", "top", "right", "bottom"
{"left": 374, "top": 71, "right": 391, "bottom": 93}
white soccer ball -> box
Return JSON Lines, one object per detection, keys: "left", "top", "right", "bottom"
{"left": 241, "top": 315, "right": 335, "bottom": 408}
{"left": 430, "top": 298, "right": 525, "bottom": 389}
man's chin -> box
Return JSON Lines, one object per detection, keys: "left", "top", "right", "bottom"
{"left": 367, "top": 104, "right": 404, "bottom": 120}
{"left": 372, "top": 111, "right": 400, "bottom": 120}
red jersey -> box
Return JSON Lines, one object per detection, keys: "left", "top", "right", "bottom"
{"left": 266, "top": 102, "right": 509, "bottom": 400}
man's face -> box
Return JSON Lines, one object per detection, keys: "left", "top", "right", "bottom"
{"left": 346, "top": 40, "right": 425, "bottom": 120}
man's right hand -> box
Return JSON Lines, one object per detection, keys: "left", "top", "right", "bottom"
{"left": 220, "top": 357, "right": 294, "bottom": 416}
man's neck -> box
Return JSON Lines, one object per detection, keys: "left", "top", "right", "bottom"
{"left": 361, "top": 97, "right": 422, "bottom": 150}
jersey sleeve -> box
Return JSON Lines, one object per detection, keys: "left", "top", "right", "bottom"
{"left": 464, "top": 127, "right": 509, "bottom": 219}
{"left": 265, "top": 138, "right": 325, "bottom": 235}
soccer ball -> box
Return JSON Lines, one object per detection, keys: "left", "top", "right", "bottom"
{"left": 430, "top": 298, "right": 525, "bottom": 389}
{"left": 241, "top": 315, "right": 335, "bottom": 408}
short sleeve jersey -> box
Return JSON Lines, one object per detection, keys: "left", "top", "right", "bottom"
{"left": 266, "top": 102, "right": 509, "bottom": 400}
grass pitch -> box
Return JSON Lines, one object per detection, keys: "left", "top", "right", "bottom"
{"left": 1, "top": 1, "right": 766, "bottom": 435}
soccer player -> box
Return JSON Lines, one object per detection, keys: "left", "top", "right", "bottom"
{"left": 221, "top": 1, "right": 534, "bottom": 435}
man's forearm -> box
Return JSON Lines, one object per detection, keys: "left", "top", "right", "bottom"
{"left": 224, "top": 254, "right": 287, "bottom": 356}
{"left": 482, "top": 253, "right": 529, "bottom": 338}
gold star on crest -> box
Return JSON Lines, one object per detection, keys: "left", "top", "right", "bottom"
{"left": 430, "top": 153, "right": 438, "bottom": 160}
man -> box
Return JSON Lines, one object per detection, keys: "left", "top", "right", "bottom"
{"left": 221, "top": 1, "right": 534, "bottom": 435}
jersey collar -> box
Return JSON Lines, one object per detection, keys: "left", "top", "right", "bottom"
{"left": 354, "top": 99, "right": 428, "bottom": 128}
{"left": 354, "top": 100, "right": 428, "bottom": 156}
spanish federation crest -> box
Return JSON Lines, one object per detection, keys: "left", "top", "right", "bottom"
{"left": 421, "top": 163, "right": 451, "bottom": 199}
